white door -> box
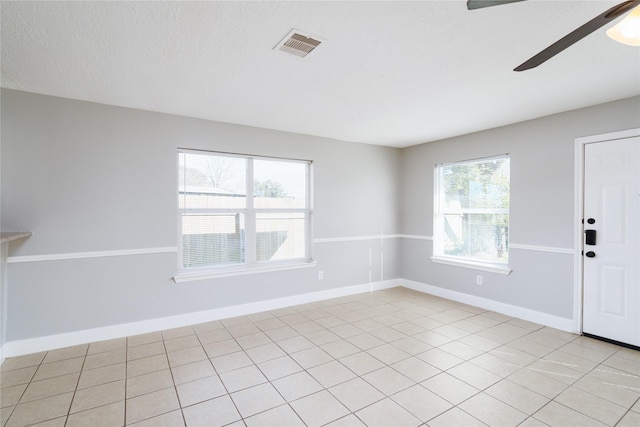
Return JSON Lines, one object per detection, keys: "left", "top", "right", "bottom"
{"left": 582, "top": 136, "right": 639, "bottom": 347}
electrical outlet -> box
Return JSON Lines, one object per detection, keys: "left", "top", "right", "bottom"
{"left": 318, "top": 271, "right": 324, "bottom": 280}
{"left": 476, "top": 275, "right": 483, "bottom": 285}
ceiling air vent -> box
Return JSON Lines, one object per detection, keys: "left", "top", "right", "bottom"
{"left": 275, "top": 29, "right": 322, "bottom": 58}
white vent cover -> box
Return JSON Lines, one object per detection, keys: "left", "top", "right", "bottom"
{"left": 275, "top": 29, "right": 322, "bottom": 58}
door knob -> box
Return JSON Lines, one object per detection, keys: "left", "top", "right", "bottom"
{"left": 585, "top": 251, "right": 596, "bottom": 258}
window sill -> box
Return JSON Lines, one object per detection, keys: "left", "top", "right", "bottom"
{"left": 173, "top": 261, "right": 317, "bottom": 283}
{"left": 430, "top": 257, "right": 512, "bottom": 275}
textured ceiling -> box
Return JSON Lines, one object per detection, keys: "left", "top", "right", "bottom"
{"left": 2, "top": 1, "right": 639, "bottom": 147}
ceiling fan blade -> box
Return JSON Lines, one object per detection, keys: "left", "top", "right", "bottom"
{"left": 467, "top": 0, "right": 526, "bottom": 10}
{"left": 514, "top": 0, "right": 640, "bottom": 71}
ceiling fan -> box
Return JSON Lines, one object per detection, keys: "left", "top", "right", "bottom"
{"left": 467, "top": 0, "right": 640, "bottom": 71}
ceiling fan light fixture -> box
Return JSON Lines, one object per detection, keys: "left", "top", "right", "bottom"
{"left": 606, "top": 6, "right": 640, "bottom": 46}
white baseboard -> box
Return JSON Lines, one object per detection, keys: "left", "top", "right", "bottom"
{"left": 2, "top": 279, "right": 399, "bottom": 358}
{"left": 399, "top": 279, "right": 577, "bottom": 333}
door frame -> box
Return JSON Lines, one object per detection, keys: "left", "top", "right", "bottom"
{"left": 573, "top": 128, "right": 640, "bottom": 335}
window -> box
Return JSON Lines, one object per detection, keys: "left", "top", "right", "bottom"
{"left": 177, "top": 150, "right": 312, "bottom": 278}
{"left": 433, "top": 155, "right": 510, "bottom": 271}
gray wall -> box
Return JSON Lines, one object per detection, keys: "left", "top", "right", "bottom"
{"left": 2, "top": 88, "right": 639, "bottom": 344}
{"left": 1, "top": 89, "right": 401, "bottom": 341}
{"left": 400, "top": 96, "right": 640, "bottom": 319}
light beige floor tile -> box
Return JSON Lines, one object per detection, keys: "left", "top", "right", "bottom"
{"left": 508, "top": 367, "right": 568, "bottom": 399}
{"left": 5, "top": 392, "right": 73, "bottom": 427}
{"left": 617, "top": 410, "right": 640, "bottom": 427}
{"left": 182, "top": 395, "right": 240, "bottom": 427}
{"left": 83, "top": 349, "right": 126, "bottom": 371}
{"left": 558, "top": 337, "right": 619, "bottom": 363}
{"left": 245, "top": 404, "right": 305, "bottom": 427}
{"left": 210, "top": 351, "right": 253, "bottom": 373}
{"left": 127, "top": 354, "right": 169, "bottom": 378}
{"left": 192, "top": 319, "right": 224, "bottom": 333}
{"left": 0, "top": 384, "right": 27, "bottom": 408}
{"left": 129, "top": 409, "right": 184, "bottom": 427}
{"left": 87, "top": 338, "right": 126, "bottom": 356}
{"left": 42, "top": 345, "right": 88, "bottom": 364}
{"left": 235, "top": 331, "right": 271, "bottom": 350}
{"left": 167, "top": 346, "right": 208, "bottom": 368}
{"left": 277, "top": 336, "right": 315, "bottom": 353}
{"left": 459, "top": 392, "right": 527, "bottom": 426}
{"left": 603, "top": 352, "right": 640, "bottom": 376}
{"left": 161, "top": 326, "right": 195, "bottom": 340}
{"left": 290, "top": 346, "right": 333, "bottom": 369}
{"left": 544, "top": 350, "right": 599, "bottom": 374}
{"left": 526, "top": 359, "right": 584, "bottom": 385}
{"left": 308, "top": 360, "right": 357, "bottom": 388}
{"left": 517, "top": 417, "right": 549, "bottom": 427}
{"left": 362, "top": 366, "right": 413, "bottom": 396}
{"left": 66, "top": 401, "right": 124, "bottom": 427}
{"left": 391, "top": 336, "right": 433, "bottom": 355}
{"left": 257, "top": 355, "right": 302, "bottom": 381}
{"left": 347, "top": 333, "right": 386, "bottom": 350}
{"left": 632, "top": 398, "right": 640, "bottom": 413}
{"left": 447, "top": 361, "right": 502, "bottom": 390}
{"left": 573, "top": 368, "right": 640, "bottom": 408}
{"left": 25, "top": 415, "right": 67, "bottom": 427}
{"left": 532, "top": 401, "right": 607, "bottom": 427}
{"left": 219, "top": 365, "right": 267, "bottom": 393}
{"left": 226, "top": 323, "right": 260, "bottom": 338}
{"left": 292, "top": 320, "right": 324, "bottom": 334}
{"left": 290, "top": 390, "right": 350, "bottom": 427}
{"left": 470, "top": 352, "right": 521, "bottom": 377}
{"left": 245, "top": 342, "right": 286, "bottom": 364}
{"left": 321, "top": 339, "right": 361, "bottom": 359}
{"left": 488, "top": 345, "right": 538, "bottom": 367}
{"left": 457, "top": 334, "right": 502, "bottom": 352}
{"left": 253, "top": 317, "right": 286, "bottom": 331}
{"left": 340, "top": 351, "right": 386, "bottom": 376}
{"left": 163, "top": 335, "right": 200, "bottom": 353}
{"left": 127, "top": 341, "right": 165, "bottom": 361}
{"left": 264, "top": 326, "right": 299, "bottom": 341}
{"left": 416, "top": 348, "right": 464, "bottom": 371}
{"left": 392, "top": 384, "right": 452, "bottom": 422}
{"left": 127, "top": 332, "right": 163, "bottom": 348}
{"left": 1, "top": 352, "right": 45, "bottom": 372}
{"left": 421, "top": 372, "right": 479, "bottom": 405}
{"left": 70, "top": 379, "right": 125, "bottom": 414}
{"left": 391, "top": 356, "right": 441, "bottom": 383}
{"left": 1, "top": 366, "right": 38, "bottom": 389}
{"left": 21, "top": 372, "right": 79, "bottom": 403}
{"left": 231, "top": 382, "right": 285, "bottom": 418}
{"left": 126, "top": 387, "right": 180, "bottom": 425}
{"left": 171, "top": 359, "right": 216, "bottom": 385}
{"left": 427, "top": 407, "right": 487, "bottom": 427}
{"left": 196, "top": 328, "right": 232, "bottom": 345}
{"left": 304, "top": 329, "right": 341, "bottom": 346}
{"left": 554, "top": 386, "right": 628, "bottom": 425}
{"left": 330, "top": 323, "right": 365, "bottom": 339}
{"left": 126, "top": 369, "right": 174, "bottom": 398}
{"left": 370, "top": 326, "right": 408, "bottom": 343}
{"left": 78, "top": 362, "right": 126, "bottom": 389}
{"left": 368, "top": 343, "right": 410, "bottom": 365}
{"left": 33, "top": 357, "right": 84, "bottom": 381}
{"left": 355, "top": 397, "right": 421, "bottom": 427}
{"left": 203, "top": 339, "right": 242, "bottom": 358}
{"left": 271, "top": 371, "right": 323, "bottom": 401}
{"left": 329, "top": 377, "right": 385, "bottom": 412}
{"left": 176, "top": 374, "right": 226, "bottom": 407}
{"left": 324, "top": 414, "right": 367, "bottom": 426}
{"left": 485, "top": 379, "right": 550, "bottom": 415}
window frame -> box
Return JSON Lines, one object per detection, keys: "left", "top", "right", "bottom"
{"left": 175, "top": 149, "right": 314, "bottom": 282}
{"left": 432, "top": 154, "right": 512, "bottom": 275}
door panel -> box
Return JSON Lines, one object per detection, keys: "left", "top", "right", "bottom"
{"left": 583, "top": 137, "right": 639, "bottom": 346}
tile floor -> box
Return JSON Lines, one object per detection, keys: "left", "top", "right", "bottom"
{"left": 1, "top": 287, "right": 639, "bottom": 427}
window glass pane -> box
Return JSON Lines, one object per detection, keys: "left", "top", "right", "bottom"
{"left": 253, "top": 159, "right": 306, "bottom": 209}
{"left": 182, "top": 213, "right": 245, "bottom": 267}
{"left": 443, "top": 158, "right": 509, "bottom": 211}
{"left": 256, "top": 213, "right": 306, "bottom": 261}
{"left": 179, "top": 153, "right": 246, "bottom": 209}
{"left": 443, "top": 213, "right": 508, "bottom": 263}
